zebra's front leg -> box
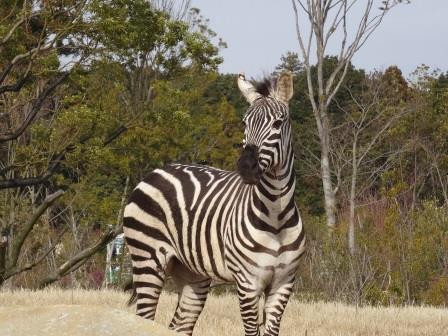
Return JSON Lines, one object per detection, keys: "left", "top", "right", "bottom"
{"left": 262, "top": 278, "right": 295, "bottom": 336}
{"left": 237, "top": 283, "right": 262, "bottom": 336}
{"left": 169, "top": 278, "right": 211, "bottom": 335}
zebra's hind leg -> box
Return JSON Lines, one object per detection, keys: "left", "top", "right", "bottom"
{"left": 131, "top": 253, "right": 167, "bottom": 320}
{"left": 262, "top": 278, "right": 295, "bottom": 336}
{"left": 168, "top": 277, "right": 212, "bottom": 335}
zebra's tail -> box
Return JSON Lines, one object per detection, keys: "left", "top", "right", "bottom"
{"left": 123, "top": 278, "right": 137, "bottom": 306}
{"left": 127, "top": 288, "right": 137, "bottom": 306}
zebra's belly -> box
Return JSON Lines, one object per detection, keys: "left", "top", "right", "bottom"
{"left": 168, "top": 218, "right": 233, "bottom": 283}
{"left": 185, "top": 243, "right": 234, "bottom": 283}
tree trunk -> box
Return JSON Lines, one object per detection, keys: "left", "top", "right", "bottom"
{"left": 348, "top": 139, "right": 358, "bottom": 255}
{"left": 320, "top": 121, "right": 337, "bottom": 228}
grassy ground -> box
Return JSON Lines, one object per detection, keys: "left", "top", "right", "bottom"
{"left": 1, "top": 289, "right": 448, "bottom": 336}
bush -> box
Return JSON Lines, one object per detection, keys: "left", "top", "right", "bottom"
{"left": 295, "top": 200, "right": 448, "bottom": 306}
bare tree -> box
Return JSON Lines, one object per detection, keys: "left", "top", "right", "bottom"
{"left": 291, "top": 0, "right": 409, "bottom": 228}
{"left": 332, "top": 72, "right": 408, "bottom": 254}
{"left": 151, "top": 0, "right": 191, "bottom": 20}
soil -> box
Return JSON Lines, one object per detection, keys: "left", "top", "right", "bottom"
{"left": 0, "top": 305, "right": 179, "bottom": 336}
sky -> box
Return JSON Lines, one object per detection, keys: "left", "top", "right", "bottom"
{"left": 191, "top": 0, "right": 448, "bottom": 79}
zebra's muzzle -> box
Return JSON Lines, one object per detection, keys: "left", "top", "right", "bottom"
{"left": 237, "top": 144, "right": 262, "bottom": 185}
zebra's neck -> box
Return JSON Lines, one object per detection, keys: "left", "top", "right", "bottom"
{"left": 251, "top": 144, "right": 295, "bottom": 228}
{"left": 264, "top": 128, "right": 295, "bottom": 194}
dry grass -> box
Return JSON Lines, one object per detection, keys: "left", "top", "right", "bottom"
{"left": 1, "top": 289, "right": 448, "bottom": 336}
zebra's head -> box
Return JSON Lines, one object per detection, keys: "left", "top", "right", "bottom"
{"left": 236, "top": 72, "right": 294, "bottom": 185}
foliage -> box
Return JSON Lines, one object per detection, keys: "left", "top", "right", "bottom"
{"left": 90, "top": 0, "right": 222, "bottom": 73}
{"left": 0, "top": 0, "right": 230, "bottom": 288}
{"left": 273, "top": 51, "right": 302, "bottom": 76}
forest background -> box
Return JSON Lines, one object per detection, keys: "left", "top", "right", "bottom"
{"left": 1, "top": 0, "right": 447, "bottom": 307}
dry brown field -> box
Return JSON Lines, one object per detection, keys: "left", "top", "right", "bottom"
{"left": 0, "top": 289, "right": 447, "bottom": 336}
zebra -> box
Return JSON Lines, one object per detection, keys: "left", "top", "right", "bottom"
{"left": 123, "top": 71, "right": 305, "bottom": 336}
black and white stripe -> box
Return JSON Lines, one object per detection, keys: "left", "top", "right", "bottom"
{"left": 123, "top": 72, "right": 305, "bottom": 336}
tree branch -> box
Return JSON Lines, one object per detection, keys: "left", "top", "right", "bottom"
{"left": 0, "top": 73, "right": 69, "bottom": 143}
{"left": 103, "top": 125, "right": 128, "bottom": 146}
{"left": 0, "top": 61, "right": 32, "bottom": 94}
{"left": 3, "top": 226, "right": 68, "bottom": 280}
{"left": 7, "top": 189, "right": 65, "bottom": 271}
{"left": 0, "top": 151, "right": 66, "bottom": 190}
{"left": 37, "top": 221, "right": 123, "bottom": 289}
{"left": 37, "top": 177, "right": 130, "bottom": 288}
{"left": 0, "top": 18, "right": 25, "bottom": 46}
{"left": 0, "top": 119, "right": 133, "bottom": 190}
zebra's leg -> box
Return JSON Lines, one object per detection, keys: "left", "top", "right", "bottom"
{"left": 237, "top": 284, "right": 261, "bottom": 336}
{"left": 131, "top": 254, "right": 167, "bottom": 320}
{"left": 262, "top": 278, "right": 295, "bottom": 336}
{"left": 168, "top": 278, "right": 212, "bottom": 335}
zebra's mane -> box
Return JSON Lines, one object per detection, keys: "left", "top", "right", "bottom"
{"left": 254, "top": 77, "right": 277, "bottom": 97}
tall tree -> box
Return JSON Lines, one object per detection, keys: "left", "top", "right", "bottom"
{"left": 290, "top": 0, "right": 409, "bottom": 228}
{"left": 0, "top": 0, "right": 92, "bottom": 285}
{"left": 0, "top": 0, "right": 225, "bottom": 287}
{"left": 273, "top": 51, "right": 303, "bottom": 76}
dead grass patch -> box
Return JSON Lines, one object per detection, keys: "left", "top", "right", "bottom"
{"left": 1, "top": 289, "right": 447, "bottom": 336}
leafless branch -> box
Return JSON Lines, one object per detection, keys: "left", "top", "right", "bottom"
{"left": 37, "top": 225, "right": 121, "bottom": 288}
{"left": 7, "top": 190, "right": 65, "bottom": 271}
{"left": 0, "top": 73, "right": 69, "bottom": 143}
{"left": 4, "top": 226, "right": 68, "bottom": 280}
{"left": 0, "top": 150, "right": 66, "bottom": 190}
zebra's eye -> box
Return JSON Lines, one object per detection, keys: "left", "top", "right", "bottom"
{"left": 272, "top": 119, "right": 283, "bottom": 130}
{"left": 240, "top": 121, "right": 247, "bottom": 129}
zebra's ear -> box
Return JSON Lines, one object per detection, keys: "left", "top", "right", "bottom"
{"left": 276, "top": 71, "right": 294, "bottom": 104}
{"left": 237, "top": 73, "right": 262, "bottom": 105}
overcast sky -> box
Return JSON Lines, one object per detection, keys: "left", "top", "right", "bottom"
{"left": 191, "top": 1, "right": 448, "bottom": 79}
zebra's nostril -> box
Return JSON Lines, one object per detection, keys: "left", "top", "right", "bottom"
{"left": 251, "top": 162, "right": 258, "bottom": 170}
